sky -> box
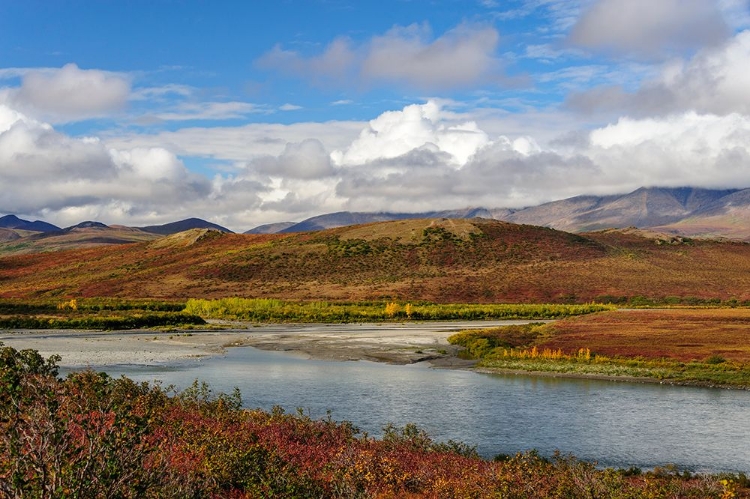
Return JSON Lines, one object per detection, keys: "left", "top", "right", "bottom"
{"left": 1, "top": 0, "right": 750, "bottom": 232}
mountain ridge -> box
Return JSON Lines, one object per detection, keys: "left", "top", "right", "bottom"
{"left": 249, "top": 187, "right": 750, "bottom": 240}
{"left": 4, "top": 187, "right": 750, "bottom": 250}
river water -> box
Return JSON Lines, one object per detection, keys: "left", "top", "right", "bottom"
{"left": 99, "top": 344, "right": 750, "bottom": 474}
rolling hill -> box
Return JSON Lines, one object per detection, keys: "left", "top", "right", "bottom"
{"left": 1, "top": 218, "right": 749, "bottom": 303}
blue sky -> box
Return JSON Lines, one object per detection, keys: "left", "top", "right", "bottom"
{"left": 1, "top": 0, "right": 750, "bottom": 231}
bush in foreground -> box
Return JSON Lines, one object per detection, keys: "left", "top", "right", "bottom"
{"left": 0, "top": 344, "right": 742, "bottom": 498}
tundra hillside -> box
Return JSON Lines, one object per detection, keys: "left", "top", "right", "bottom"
{"left": 1, "top": 219, "right": 749, "bottom": 303}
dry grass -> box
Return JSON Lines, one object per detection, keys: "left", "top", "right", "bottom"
{"left": 539, "top": 309, "right": 750, "bottom": 363}
{"left": 338, "top": 218, "right": 481, "bottom": 243}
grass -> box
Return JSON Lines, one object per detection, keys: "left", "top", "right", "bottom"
{"left": 183, "top": 298, "right": 615, "bottom": 323}
{"left": 449, "top": 309, "right": 750, "bottom": 388}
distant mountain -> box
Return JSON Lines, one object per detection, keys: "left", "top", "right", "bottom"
{"left": 249, "top": 187, "right": 750, "bottom": 241}
{"left": 245, "top": 222, "right": 296, "bottom": 234}
{"left": 653, "top": 189, "right": 750, "bottom": 240}
{"left": 139, "top": 218, "right": 233, "bottom": 235}
{"left": 502, "top": 187, "right": 740, "bottom": 233}
{"left": 0, "top": 221, "right": 161, "bottom": 255}
{"left": 0, "top": 214, "right": 60, "bottom": 232}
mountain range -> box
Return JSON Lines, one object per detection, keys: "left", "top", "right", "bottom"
{"left": 0, "top": 217, "right": 231, "bottom": 254}
{"left": 246, "top": 187, "right": 750, "bottom": 240}
{"left": 2, "top": 186, "right": 750, "bottom": 254}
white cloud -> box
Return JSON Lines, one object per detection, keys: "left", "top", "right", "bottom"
{"left": 587, "top": 113, "right": 750, "bottom": 189}
{"left": 256, "top": 38, "right": 356, "bottom": 85}
{"left": 109, "top": 147, "right": 188, "bottom": 182}
{"left": 719, "top": 0, "right": 750, "bottom": 31}
{"left": 0, "top": 103, "right": 211, "bottom": 222}
{"left": 332, "top": 100, "right": 490, "bottom": 167}
{"left": 104, "top": 120, "right": 364, "bottom": 163}
{"left": 334, "top": 108, "right": 750, "bottom": 213}
{"left": 150, "top": 101, "right": 265, "bottom": 121}
{"left": 568, "top": 0, "right": 730, "bottom": 59}
{"left": 568, "top": 30, "right": 750, "bottom": 116}
{"left": 253, "top": 139, "right": 336, "bottom": 179}
{"left": 361, "top": 23, "right": 503, "bottom": 90}
{"left": 1, "top": 63, "right": 131, "bottom": 122}
{"left": 130, "top": 84, "right": 194, "bottom": 101}
{"left": 280, "top": 103, "right": 302, "bottom": 111}
{"left": 4, "top": 96, "right": 750, "bottom": 232}
{"left": 257, "top": 22, "right": 506, "bottom": 91}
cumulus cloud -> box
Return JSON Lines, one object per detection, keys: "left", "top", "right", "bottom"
{"left": 334, "top": 109, "right": 750, "bottom": 213}
{"left": 0, "top": 104, "right": 211, "bottom": 222}
{"left": 253, "top": 139, "right": 336, "bottom": 179}
{"left": 332, "top": 101, "right": 490, "bottom": 167}
{"left": 586, "top": 112, "right": 750, "bottom": 188}
{"left": 568, "top": 0, "right": 730, "bottom": 59}
{"left": 1, "top": 64, "right": 131, "bottom": 122}
{"left": 4, "top": 97, "right": 750, "bottom": 232}
{"left": 257, "top": 22, "right": 505, "bottom": 91}
{"left": 568, "top": 30, "right": 750, "bottom": 116}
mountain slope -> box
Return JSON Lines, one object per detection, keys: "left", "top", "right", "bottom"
{"left": 654, "top": 189, "right": 750, "bottom": 240}
{"left": 276, "top": 208, "right": 496, "bottom": 233}
{"left": 503, "top": 187, "right": 740, "bottom": 233}
{"left": 245, "top": 222, "right": 296, "bottom": 234}
{"left": 139, "top": 218, "right": 233, "bottom": 235}
{"left": 0, "top": 214, "right": 60, "bottom": 232}
{"left": 1, "top": 219, "right": 750, "bottom": 303}
{"left": 251, "top": 187, "right": 749, "bottom": 239}
{"left": 0, "top": 223, "right": 161, "bottom": 254}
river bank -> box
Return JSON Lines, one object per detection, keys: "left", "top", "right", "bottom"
{"left": 2, "top": 318, "right": 748, "bottom": 389}
{"left": 0, "top": 321, "right": 528, "bottom": 368}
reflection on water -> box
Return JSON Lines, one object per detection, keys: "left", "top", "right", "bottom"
{"left": 84, "top": 346, "right": 750, "bottom": 473}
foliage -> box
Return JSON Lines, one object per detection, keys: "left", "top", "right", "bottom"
{"left": 0, "top": 298, "right": 185, "bottom": 314}
{"left": 0, "top": 312, "right": 205, "bottom": 330}
{"left": 183, "top": 298, "right": 614, "bottom": 323}
{"left": 0, "top": 344, "right": 738, "bottom": 498}
{"left": 0, "top": 298, "right": 199, "bottom": 330}
{"left": 449, "top": 317, "right": 750, "bottom": 388}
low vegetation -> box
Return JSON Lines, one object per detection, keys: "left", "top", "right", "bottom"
{"left": 183, "top": 298, "right": 614, "bottom": 322}
{"left": 3, "top": 219, "right": 750, "bottom": 303}
{"left": 2, "top": 344, "right": 745, "bottom": 498}
{"left": 0, "top": 298, "right": 203, "bottom": 330}
{"left": 449, "top": 309, "right": 750, "bottom": 388}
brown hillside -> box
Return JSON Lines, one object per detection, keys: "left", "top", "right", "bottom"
{"left": 0, "top": 219, "right": 749, "bottom": 303}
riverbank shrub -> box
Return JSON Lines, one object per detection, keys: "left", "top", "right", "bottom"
{"left": 183, "top": 298, "right": 615, "bottom": 322}
{"left": 0, "top": 298, "right": 200, "bottom": 330}
{"left": 449, "top": 324, "right": 750, "bottom": 388}
{"left": 0, "top": 312, "right": 205, "bottom": 330}
{"left": 0, "top": 344, "right": 738, "bottom": 498}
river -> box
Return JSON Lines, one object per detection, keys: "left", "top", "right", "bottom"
{"left": 92, "top": 343, "right": 750, "bottom": 474}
